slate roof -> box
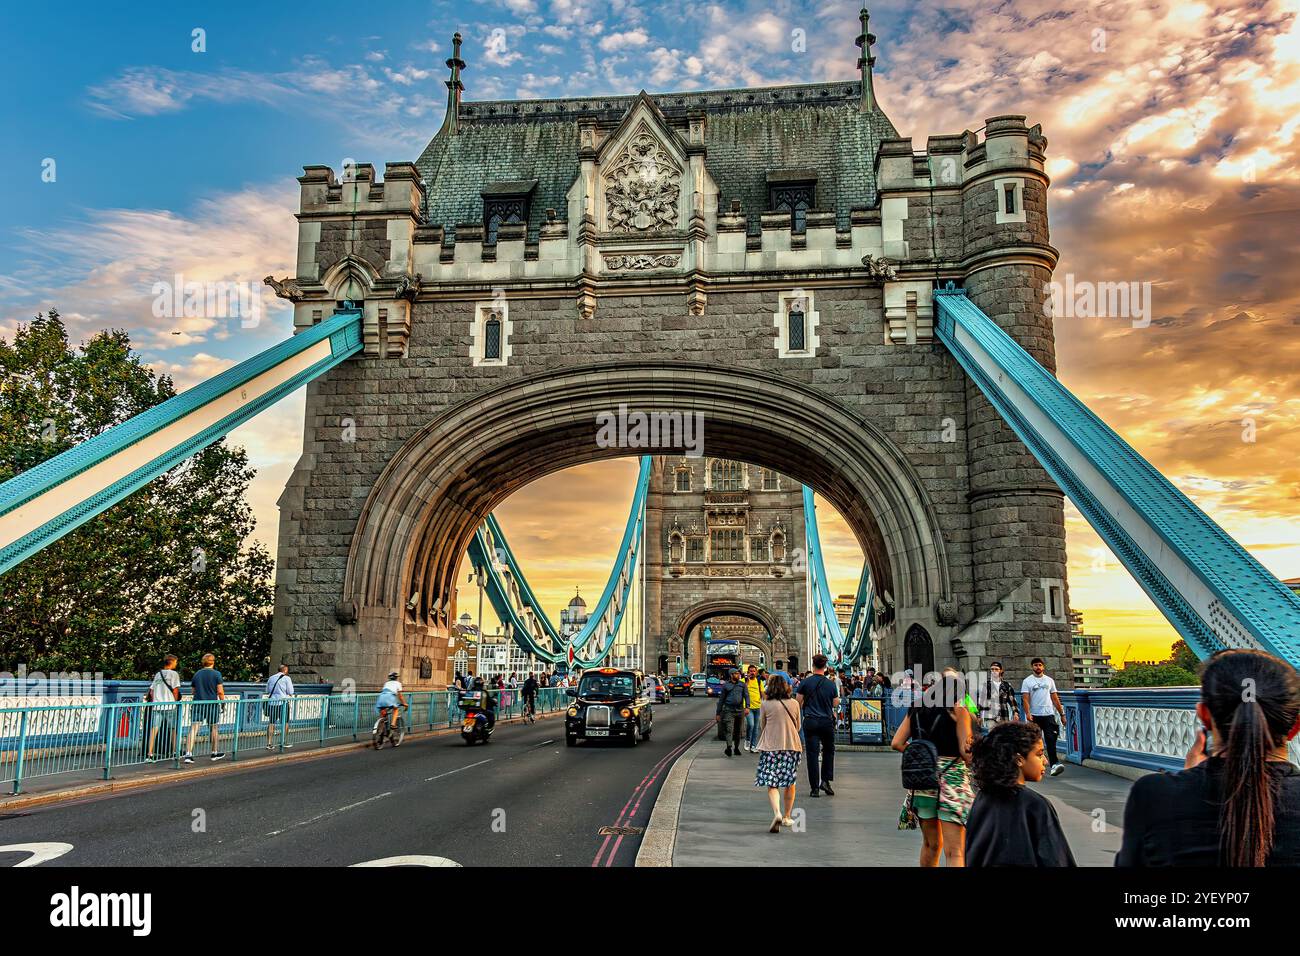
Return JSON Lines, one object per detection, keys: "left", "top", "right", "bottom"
{"left": 413, "top": 80, "right": 899, "bottom": 241}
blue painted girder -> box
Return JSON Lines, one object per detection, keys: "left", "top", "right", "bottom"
{"left": 468, "top": 456, "right": 652, "bottom": 668}
{"left": 0, "top": 309, "right": 363, "bottom": 576}
{"left": 934, "top": 286, "right": 1300, "bottom": 665}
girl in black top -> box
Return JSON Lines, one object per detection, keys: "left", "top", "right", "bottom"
{"left": 1118, "top": 648, "right": 1300, "bottom": 867}
{"left": 966, "top": 721, "right": 1076, "bottom": 867}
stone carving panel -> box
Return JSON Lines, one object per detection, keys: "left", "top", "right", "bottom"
{"left": 603, "top": 122, "right": 682, "bottom": 233}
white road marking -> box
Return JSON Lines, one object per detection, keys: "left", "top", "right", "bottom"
{"left": 265, "top": 792, "right": 392, "bottom": 836}
{"left": 351, "top": 855, "right": 461, "bottom": 867}
{"left": 0, "top": 842, "right": 74, "bottom": 867}
{"left": 426, "top": 759, "right": 491, "bottom": 782}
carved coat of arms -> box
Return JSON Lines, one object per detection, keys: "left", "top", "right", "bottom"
{"left": 603, "top": 123, "right": 681, "bottom": 232}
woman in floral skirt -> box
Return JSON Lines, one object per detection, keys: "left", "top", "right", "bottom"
{"left": 755, "top": 674, "right": 803, "bottom": 833}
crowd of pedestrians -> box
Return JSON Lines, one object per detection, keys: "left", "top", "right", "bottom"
{"left": 724, "top": 648, "right": 1300, "bottom": 868}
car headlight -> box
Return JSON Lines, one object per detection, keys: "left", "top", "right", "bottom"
{"left": 620, "top": 708, "right": 632, "bottom": 718}
{"left": 567, "top": 707, "right": 578, "bottom": 717}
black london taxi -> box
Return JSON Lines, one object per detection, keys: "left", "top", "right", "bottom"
{"left": 565, "top": 667, "right": 653, "bottom": 746}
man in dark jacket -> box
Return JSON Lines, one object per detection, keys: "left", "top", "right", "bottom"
{"left": 715, "top": 668, "right": 749, "bottom": 756}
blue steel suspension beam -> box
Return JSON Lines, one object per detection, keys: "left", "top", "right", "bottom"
{"left": 0, "top": 309, "right": 363, "bottom": 576}
{"left": 934, "top": 285, "right": 1300, "bottom": 665}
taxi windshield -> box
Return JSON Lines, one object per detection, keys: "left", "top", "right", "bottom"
{"left": 579, "top": 673, "right": 636, "bottom": 699}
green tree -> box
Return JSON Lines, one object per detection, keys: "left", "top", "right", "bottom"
{"left": 0, "top": 311, "right": 273, "bottom": 680}
{"left": 1169, "top": 639, "right": 1200, "bottom": 674}
{"left": 1106, "top": 662, "right": 1199, "bottom": 688}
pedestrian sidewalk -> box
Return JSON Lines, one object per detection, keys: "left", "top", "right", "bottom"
{"left": 642, "top": 735, "right": 1131, "bottom": 866}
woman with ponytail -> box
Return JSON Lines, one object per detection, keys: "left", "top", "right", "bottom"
{"left": 965, "top": 721, "right": 1076, "bottom": 866}
{"left": 1117, "top": 648, "right": 1300, "bottom": 866}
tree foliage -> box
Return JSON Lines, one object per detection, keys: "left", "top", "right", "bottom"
{"left": 0, "top": 311, "right": 273, "bottom": 680}
{"left": 1107, "top": 638, "right": 1201, "bottom": 688}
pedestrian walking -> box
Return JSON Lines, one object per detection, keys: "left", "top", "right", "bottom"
{"left": 716, "top": 668, "right": 748, "bottom": 756}
{"left": 183, "top": 653, "right": 226, "bottom": 764}
{"left": 264, "top": 663, "right": 295, "bottom": 750}
{"left": 977, "top": 661, "right": 1019, "bottom": 730}
{"left": 756, "top": 674, "right": 802, "bottom": 833}
{"left": 796, "top": 654, "right": 839, "bottom": 797}
{"left": 1118, "top": 648, "right": 1300, "bottom": 866}
{"left": 144, "top": 654, "right": 181, "bottom": 762}
{"left": 742, "top": 664, "right": 764, "bottom": 752}
{"left": 1020, "top": 658, "right": 1066, "bottom": 776}
{"left": 966, "top": 721, "right": 1076, "bottom": 867}
{"left": 892, "top": 669, "right": 974, "bottom": 866}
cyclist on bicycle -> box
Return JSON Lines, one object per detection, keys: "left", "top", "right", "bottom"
{"left": 376, "top": 671, "right": 406, "bottom": 728}
{"left": 522, "top": 672, "right": 539, "bottom": 718}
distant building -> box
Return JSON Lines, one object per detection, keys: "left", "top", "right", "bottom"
{"left": 1069, "top": 610, "right": 1114, "bottom": 687}
{"left": 1285, "top": 577, "right": 1300, "bottom": 597}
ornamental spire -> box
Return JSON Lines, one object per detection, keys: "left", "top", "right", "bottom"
{"left": 442, "top": 31, "right": 466, "bottom": 135}
{"left": 855, "top": 8, "right": 877, "bottom": 112}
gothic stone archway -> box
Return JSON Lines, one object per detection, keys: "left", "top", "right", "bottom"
{"left": 273, "top": 360, "right": 960, "bottom": 687}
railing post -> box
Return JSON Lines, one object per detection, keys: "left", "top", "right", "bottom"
{"left": 319, "top": 696, "right": 327, "bottom": 748}
{"left": 13, "top": 710, "right": 29, "bottom": 795}
{"left": 232, "top": 698, "right": 243, "bottom": 762}
{"left": 174, "top": 701, "right": 185, "bottom": 769}
{"left": 102, "top": 703, "right": 116, "bottom": 781}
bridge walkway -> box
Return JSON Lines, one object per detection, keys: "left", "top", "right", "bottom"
{"left": 654, "top": 739, "right": 1132, "bottom": 867}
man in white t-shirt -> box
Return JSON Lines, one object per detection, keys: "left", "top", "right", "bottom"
{"left": 1020, "top": 658, "right": 1066, "bottom": 776}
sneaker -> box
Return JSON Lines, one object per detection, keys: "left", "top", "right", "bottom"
{"left": 725, "top": 746, "right": 732, "bottom": 756}
{"left": 781, "top": 817, "right": 794, "bottom": 827}
{"left": 742, "top": 742, "right": 751, "bottom": 753}
{"left": 265, "top": 744, "right": 275, "bottom": 750}
{"left": 211, "top": 752, "right": 226, "bottom": 762}
{"left": 144, "top": 755, "right": 156, "bottom": 763}
{"left": 182, "top": 754, "right": 194, "bottom": 764}
{"left": 1050, "top": 763, "right": 1065, "bottom": 776}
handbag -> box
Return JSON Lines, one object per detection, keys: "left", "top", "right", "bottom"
{"left": 900, "top": 707, "right": 941, "bottom": 791}
{"left": 262, "top": 674, "right": 287, "bottom": 718}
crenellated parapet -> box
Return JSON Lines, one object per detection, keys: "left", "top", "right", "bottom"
{"left": 275, "top": 162, "right": 426, "bottom": 358}
{"left": 872, "top": 113, "right": 1054, "bottom": 344}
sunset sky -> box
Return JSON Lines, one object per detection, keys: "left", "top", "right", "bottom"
{"left": 3, "top": 0, "right": 1297, "bottom": 665}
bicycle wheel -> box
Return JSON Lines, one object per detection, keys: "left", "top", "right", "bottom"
{"left": 391, "top": 715, "right": 406, "bottom": 747}
{"left": 372, "top": 717, "right": 386, "bottom": 749}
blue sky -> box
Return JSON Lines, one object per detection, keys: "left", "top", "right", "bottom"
{"left": 2, "top": 0, "right": 1298, "bottom": 659}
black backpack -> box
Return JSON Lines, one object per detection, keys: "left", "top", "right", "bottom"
{"left": 900, "top": 707, "right": 941, "bottom": 791}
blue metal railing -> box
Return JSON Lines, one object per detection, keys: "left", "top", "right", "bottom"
{"left": 0, "top": 686, "right": 570, "bottom": 795}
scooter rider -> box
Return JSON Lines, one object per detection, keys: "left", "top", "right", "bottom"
{"left": 471, "top": 676, "right": 498, "bottom": 731}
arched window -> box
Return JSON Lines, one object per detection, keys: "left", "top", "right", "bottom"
{"left": 686, "top": 537, "right": 705, "bottom": 562}
{"left": 787, "top": 299, "right": 806, "bottom": 352}
{"left": 750, "top": 536, "right": 769, "bottom": 563}
{"left": 675, "top": 469, "right": 691, "bottom": 492}
{"left": 483, "top": 312, "right": 502, "bottom": 361}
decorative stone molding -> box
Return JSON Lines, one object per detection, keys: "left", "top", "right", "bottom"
{"left": 264, "top": 275, "right": 305, "bottom": 301}
{"left": 935, "top": 599, "right": 958, "bottom": 626}
{"left": 773, "top": 289, "right": 820, "bottom": 358}
{"left": 470, "top": 300, "right": 512, "bottom": 367}
{"left": 602, "top": 121, "right": 682, "bottom": 233}
{"left": 994, "top": 177, "right": 1027, "bottom": 224}
{"left": 603, "top": 252, "right": 679, "bottom": 270}
{"left": 884, "top": 281, "right": 935, "bottom": 344}
{"left": 861, "top": 255, "right": 898, "bottom": 281}
{"left": 393, "top": 273, "right": 423, "bottom": 301}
